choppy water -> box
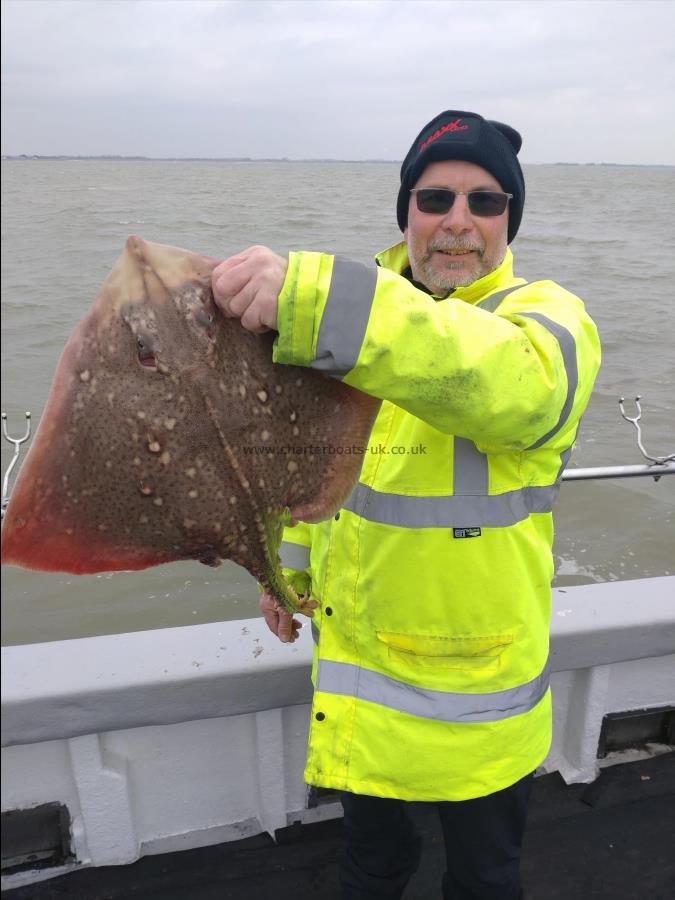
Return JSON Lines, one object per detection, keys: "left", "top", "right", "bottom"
{"left": 1, "top": 160, "right": 674, "bottom": 645}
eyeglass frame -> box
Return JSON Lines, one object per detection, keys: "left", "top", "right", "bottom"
{"left": 409, "top": 188, "right": 513, "bottom": 217}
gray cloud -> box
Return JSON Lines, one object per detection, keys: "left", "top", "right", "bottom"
{"left": 2, "top": 0, "right": 674, "bottom": 163}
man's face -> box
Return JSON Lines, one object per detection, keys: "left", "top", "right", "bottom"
{"left": 404, "top": 159, "right": 509, "bottom": 293}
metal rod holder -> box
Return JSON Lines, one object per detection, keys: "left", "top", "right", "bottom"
{"left": 618, "top": 396, "right": 675, "bottom": 466}
{"left": 2, "top": 412, "right": 32, "bottom": 519}
{"left": 563, "top": 396, "right": 674, "bottom": 482}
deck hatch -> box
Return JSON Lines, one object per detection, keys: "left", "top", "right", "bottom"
{"left": 1, "top": 802, "right": 74, "bottom": 874}
{"left": 597, "top": 705, "right": 674, "bottom": 758}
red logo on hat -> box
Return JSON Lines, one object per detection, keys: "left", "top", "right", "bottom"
{"left": 419, "top": 119, "right": 469, "bottom": 153}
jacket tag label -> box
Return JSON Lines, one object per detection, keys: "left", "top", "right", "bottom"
{"left": 453, "top": 527, "right": 482, "bottom": 539}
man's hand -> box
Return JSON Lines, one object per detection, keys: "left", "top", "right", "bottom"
{"left": 211, "top": 245, "right": 287, "bottom": 334}
{"left": 260, "top": 589, "right": 306, "bottom": 643}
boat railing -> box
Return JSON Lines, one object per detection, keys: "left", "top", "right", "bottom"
{"left": 2, "top": 397, "right": 673, "bottom": 519}
{"left": 563, "top": 396, "right": 675, "bottom": 482}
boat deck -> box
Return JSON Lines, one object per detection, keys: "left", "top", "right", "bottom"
{"left": 5, "top": 752, "right": 674, "bottom": 899}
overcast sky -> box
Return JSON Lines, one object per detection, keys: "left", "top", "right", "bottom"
{"left": 2, "top": 0, "right": 674, "bottom": 164}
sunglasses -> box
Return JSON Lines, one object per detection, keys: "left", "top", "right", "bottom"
{"left": 410, "top": 188, "right": 512, "bottom": 217}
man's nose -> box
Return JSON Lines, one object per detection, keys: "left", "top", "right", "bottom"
{"left": 439, "top": 195, "right": 473, "bottom": 232}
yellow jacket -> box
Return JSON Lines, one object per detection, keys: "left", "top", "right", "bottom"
{"left": 273, "top": 243, "right": 601, "bottom": 801}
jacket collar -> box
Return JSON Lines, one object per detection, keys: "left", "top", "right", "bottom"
{"left": 375, "top": 242, "right": 519, "bottom": 304}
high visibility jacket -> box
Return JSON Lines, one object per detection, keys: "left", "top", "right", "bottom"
{"left": 273, "top": 243, "right": 601, "bottom": 801}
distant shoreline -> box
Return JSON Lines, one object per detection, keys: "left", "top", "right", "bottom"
{"left": 4, "top": 155, "right": 399, "bottom": 163}
{"left": 1, "top": 155, "right": 672, "bottom": 167}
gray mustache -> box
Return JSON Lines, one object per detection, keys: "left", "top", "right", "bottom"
{"left": 429, "top": 243, "right": 482, "bottom": 254}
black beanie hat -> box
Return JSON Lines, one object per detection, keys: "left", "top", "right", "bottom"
{"left": 397, "top": 110, "right": 525, "bottom": 244}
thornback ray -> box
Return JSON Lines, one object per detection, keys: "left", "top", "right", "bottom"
{"left": 1, "top": 236, "right": 380, "bottom": 612}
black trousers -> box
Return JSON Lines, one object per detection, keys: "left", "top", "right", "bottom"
{"left": 339, "top": 772, "right": 533, "bottom": 900}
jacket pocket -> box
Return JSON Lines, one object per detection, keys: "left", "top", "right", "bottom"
{"left": 375, "top": 632, "right": 513, "bottom": 670}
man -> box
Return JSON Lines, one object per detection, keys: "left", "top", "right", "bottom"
{"left": 212, "top": 110, "right": 601, "bottom": 899}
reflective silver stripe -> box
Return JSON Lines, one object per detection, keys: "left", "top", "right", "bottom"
{"left": 476, "top": 285, "right": 523, "bottom": 313}
{"left": 519, "top": 313, "right": 578, "bottom": 450}
{"left": 453, "top": 437, "right": 488, "bottom": 495}
{"left": 279, "top": 540, "right": 310, "bottom": 571}
{"left": 311, "top": 622, "right": 320, "bottom": 645}
{"left": 556, "top": 444, "right": 574, "bottom": 481}
{"left": 311, "top": 257, "right": 378, "bottom": 379}
{"left": 343, "top": 481, "right": 558, "bottom": 528}
{"left": 316, "top": 657, "right": 550, "bottom": 723}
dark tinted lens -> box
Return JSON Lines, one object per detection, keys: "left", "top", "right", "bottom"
{"left": 467, "top": 191, "right": 509, "bottom": 216}
{"left": 415, "top": 189, "right": 456, "bottom": 214}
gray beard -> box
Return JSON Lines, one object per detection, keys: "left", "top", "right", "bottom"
{"left": 415, "top": 253, "right": 483, "bottom": 291}
{"left": 421, "top": 267, "right": 478, "bottom": 290}
{"left": 411, "top": 241, "right": 506, "bottom": 293}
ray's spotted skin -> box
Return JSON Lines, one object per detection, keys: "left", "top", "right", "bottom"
{"left": 1, "top": 237, "right": 380, "bottom": 613}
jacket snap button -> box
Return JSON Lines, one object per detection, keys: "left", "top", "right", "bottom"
{"left": 325, "top": 607, "right": 333, "bottom": 616}
{"left": 315, "top": 712, "right": 326, "bottom": 721}
{"left": 334, "top": 512, "right": 340, "bottom": 520}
